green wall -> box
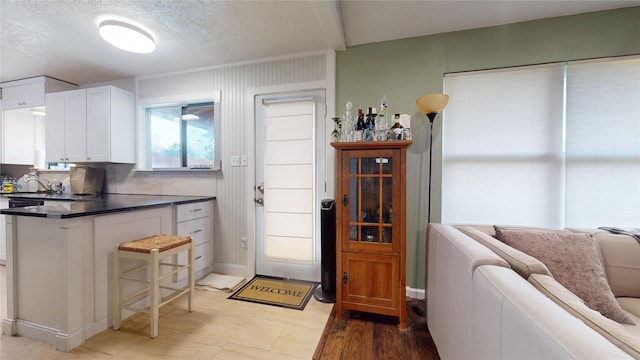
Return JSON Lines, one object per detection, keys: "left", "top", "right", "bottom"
{"left": 336, "top": 7, "right": 640, "bottom": 290}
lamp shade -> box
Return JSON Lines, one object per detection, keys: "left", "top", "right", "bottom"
{"left": 416, "top": 93, "right": 449, "bottom": 115}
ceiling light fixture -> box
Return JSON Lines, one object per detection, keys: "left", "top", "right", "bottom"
{"left": 98, "top": 20, "right": 156, "bottom": 54}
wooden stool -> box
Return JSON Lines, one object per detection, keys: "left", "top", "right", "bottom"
{"left": 113, "top": 234, "right": 194, "bottom": 338}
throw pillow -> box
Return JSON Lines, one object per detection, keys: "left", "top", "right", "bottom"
{"left": 494, "top": 226, "right": 635, "bottom": 325}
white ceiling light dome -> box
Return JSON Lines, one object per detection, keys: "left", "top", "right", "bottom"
{"left": 98, "top": 19, "right": 156, "bottom": 54}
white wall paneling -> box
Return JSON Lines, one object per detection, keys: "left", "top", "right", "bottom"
{"left": 135, "top": 52, "right": 331, "bottom": 276}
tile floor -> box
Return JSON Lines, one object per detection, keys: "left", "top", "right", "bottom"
{"left": 0, "top": 266, "right": 333, "bottom": 359}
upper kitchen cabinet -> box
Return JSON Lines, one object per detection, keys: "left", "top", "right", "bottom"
{"left": 1, "top": 76, "right": 77, "bottom": 165}
{"left": 2, "top": 82, "right": 45, "bottom": 109}
{"left": 46, "top": 89, "right": 87, "bottom": 162}
{"left": 1, "top": 76, "right": 76, "bottom": 110}
{"left": 46, "top": 86, "right": 135, "bottom": 164}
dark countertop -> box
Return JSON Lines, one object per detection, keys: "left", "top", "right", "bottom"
{"left": 0, "top": 193, "right": 216, "bottom": 219}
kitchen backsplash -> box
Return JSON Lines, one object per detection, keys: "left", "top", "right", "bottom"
{"left": 0, "top": 163, "right": 217, "bottom": 196}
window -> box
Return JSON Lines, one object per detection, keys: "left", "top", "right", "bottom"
{"left": 140, "top": 94, "right": 221, "bottom": 171}
{"left": 442, "top": 56, "right": 640, "bottom": 228}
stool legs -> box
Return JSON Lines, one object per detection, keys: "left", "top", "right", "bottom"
{"left": 188, "top": 244, "right": 195, "bottom": 312}
{"left": 114, "top": 250, "right": 122, "bottom": 331}
{"left": 150, "top": 248, "right": 160, "bottom": 338}
{"left": 113, "top": 239, "right": 194, "bottom": 339}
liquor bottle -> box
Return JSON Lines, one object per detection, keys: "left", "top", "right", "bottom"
{"left": 389, "top": 114, "right": 403, "bottom": 140}
{"left": 355, "top": 107, "right": 366, "bottom": 141}
{"left": 364, "top": 107, "right": 376, "bottom": 141}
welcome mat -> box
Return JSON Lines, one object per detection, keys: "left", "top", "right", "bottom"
{"left": 228, "top": 276, "right": 317, "bottom": 310}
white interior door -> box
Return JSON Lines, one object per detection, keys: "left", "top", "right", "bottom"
{"left": 255, "top": 91, "right": 325, "bottom": 281}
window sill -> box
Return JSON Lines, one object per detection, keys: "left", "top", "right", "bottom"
{"left": 133, "top": 167, "right": 221, "bottom": 173}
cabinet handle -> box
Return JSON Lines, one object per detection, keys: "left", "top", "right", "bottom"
{"left": 195, "top": 255, "right": 202, "bottom": 260}
{"left": 343, "top": 272, "right": 348, "bottom": 284}
{"left": 189, "top": 208, "right": 202, "bottom": 213}
{"left": 189, "top": 229, "right": 202, "bottom": 235}
{"left": 343, "top": 194, "right": 348, "bottom": 206}
{"left": 87, "top": 157, "right": 91, "bottom": 160}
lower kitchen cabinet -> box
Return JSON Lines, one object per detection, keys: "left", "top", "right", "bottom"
{"left": 0, "top": 198, "right": 7, "bottom": 263}
{"left": 176, "top": 200, "right": 214, "bottom": 281}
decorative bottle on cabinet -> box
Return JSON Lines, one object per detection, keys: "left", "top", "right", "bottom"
{"left": 331, "top": 140, "right": 412, "bottom": 330}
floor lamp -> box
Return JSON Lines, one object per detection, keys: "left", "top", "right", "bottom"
{"left": 416, "top": 94, "right": 449, "bottom": 225}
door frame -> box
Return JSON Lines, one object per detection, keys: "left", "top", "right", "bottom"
{"left": 245, "top": 80, "right": 336, "bottom": 278}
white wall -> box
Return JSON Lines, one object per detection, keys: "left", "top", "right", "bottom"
{"left": 120, "top": 52, "right": 333, "bottom": 275}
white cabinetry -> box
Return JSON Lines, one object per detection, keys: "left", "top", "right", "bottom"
{"left": 1, "top": 82, "right": 45, "bottom": 109}
{"left": 0, "top": 198, "right": 7, "bottom": 263}
{"left": 1, "top": 76, "right": 77, "bottom": 165}
{"left": 45, "top": 86, "right": 135, "bottom": 163}
{"left": 176, "top": 201, "right": 213, "bottom": 281}
{"left": 45, "top": 89, "right": 87, "bottom": 162}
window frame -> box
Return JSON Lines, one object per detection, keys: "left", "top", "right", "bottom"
{"left": 136, "top": 91, "right": 221, "bottom": 172}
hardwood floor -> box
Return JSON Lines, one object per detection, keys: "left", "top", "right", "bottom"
{"left": 314, "top": 299, "right": 440, "bottom": 360}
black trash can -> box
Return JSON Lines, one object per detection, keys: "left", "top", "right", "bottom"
{"left": 314, "top": 199, "right": 336, "bottom": 303}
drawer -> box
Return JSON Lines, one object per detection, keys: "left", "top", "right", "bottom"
{"left": 177, "top": 201, "right": 211, "bottom": 222}
{"left": 194, "top": 242, "right": 212, "bottom": 272}
{"left": 176, "top": 217, "right": 210, "bottom": 246}
{"left": 177, "top": 241, "right": 211, "bottom": 273}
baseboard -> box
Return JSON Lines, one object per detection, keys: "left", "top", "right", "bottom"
{"left": 212, "top": 263, "right": 250, "bottom": 277}
{"left": 406, "top": 286, "right": 425, "bottom": 299}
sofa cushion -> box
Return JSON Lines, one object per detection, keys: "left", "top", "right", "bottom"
{"left": 529, "top": 274, "right": 640, "bottom": 358}
{"left": 593, "top": 231, "right": 640, "bottom": 298}
{"left": 495, "top": 227, "right": 634, "bottom": 325}
{"left": 618, "top": 298, "right": 640, "bottom": 319}
{"left": 457, "top": 226, "right": 551, "bottom": 278}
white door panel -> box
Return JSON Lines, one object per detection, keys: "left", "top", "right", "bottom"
{"left": 255, "top": 91, "right": 325, "bottom": 281}
{"left": 265, "top": 115, "right": 313, "bottom": 140}
{"left": 264, "top": 139, "right": 313, "bottom": 164}
{"left": 265, "top": 189, "right": 313, "bottom": 213}
{"left": 265, "top": 164, "right": 313, "bottom": 188}
{"left": 265, "top": 236, "right": 313, "bottom": 263}
{"left": 265, "top": 212, "right": 313, "bottom": 238}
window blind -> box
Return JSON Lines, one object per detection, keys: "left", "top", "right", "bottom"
{"left": 442, "top": 56, "right": 640, "bottom": 228}
{"left": 565, "top": 57, "right": 640, "bottom": 227}
{"left": 442, "top": 64, "right": 565, "bottom": 227}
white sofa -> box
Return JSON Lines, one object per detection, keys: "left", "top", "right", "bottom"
{"left": 426, "top": 223, "right": 640, "bottom": 359}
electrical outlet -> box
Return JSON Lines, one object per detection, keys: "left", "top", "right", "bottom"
{"left": 231, "top": 156, "right": 240, "bottom": 167}
{"left": 241, "top": 237, "right": 247, "bottom": 249}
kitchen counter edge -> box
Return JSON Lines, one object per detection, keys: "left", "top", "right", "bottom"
{"left": 0, "top": 194, "right": 216, "bottom": 219}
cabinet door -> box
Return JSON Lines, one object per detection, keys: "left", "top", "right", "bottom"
{"left": 86, "top": 87, "right": 110, "bottom": 162}
{"left": 0, "top": 198, "right": 8, "bottom": 262}
{"left": 64, "top": 90, "right": 87, "bottom": 162}
{"left": 2, "top": 83, "right": 45, "bottom": 109}
{"left": 45, "top": 92, "right": 67, "bottom": 162}
{"left": 339, "top": 148, "right": 401, "bottom": 254}
{"left": 341, "top": 252, "right": 399, "bottom": 310}
{"left": 3, "top": 108, "right": 36, "bottom": 165}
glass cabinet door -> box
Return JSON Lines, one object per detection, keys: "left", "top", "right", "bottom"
{"left": 342, "top": 148, "right": 399, "bottom": 252}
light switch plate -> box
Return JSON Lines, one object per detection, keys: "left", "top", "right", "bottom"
{"left": 241, "top": 155, "right": 248, "bottom": 167}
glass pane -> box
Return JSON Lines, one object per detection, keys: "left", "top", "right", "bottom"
{"left": 361, "top": 226, "right": 379, "bottom": 242}
{"left": 382, "top": 177, "right": 392, "bottom": 223}
{"left": 349, "top": 225, "right": 358, "bottom": 241}
{"left": 185, "top": 104, "right": 215, "bottom": 167}
{"left": 349, "top": 177, "right": 359, "bottom": 222}
{"left": 362, "top": 157, "right": 380, "bottom": 174}
{"left": 382, "top": 227, "right": 392, "bottom": 244}
{"left": 349, "top": 157, "right": 359, "bottom": 174}
{"left": 361, "top": 177, "right": 379, "bottom": 222}
{"left": 381, "top": 157, "right": 392, "bottom": 174}
{"left": 149, "top": 107, "right": 181, "bottom": 168}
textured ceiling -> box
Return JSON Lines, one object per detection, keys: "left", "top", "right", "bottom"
{"left": 1, "top": 0, "right": 638, "bottom": 86}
